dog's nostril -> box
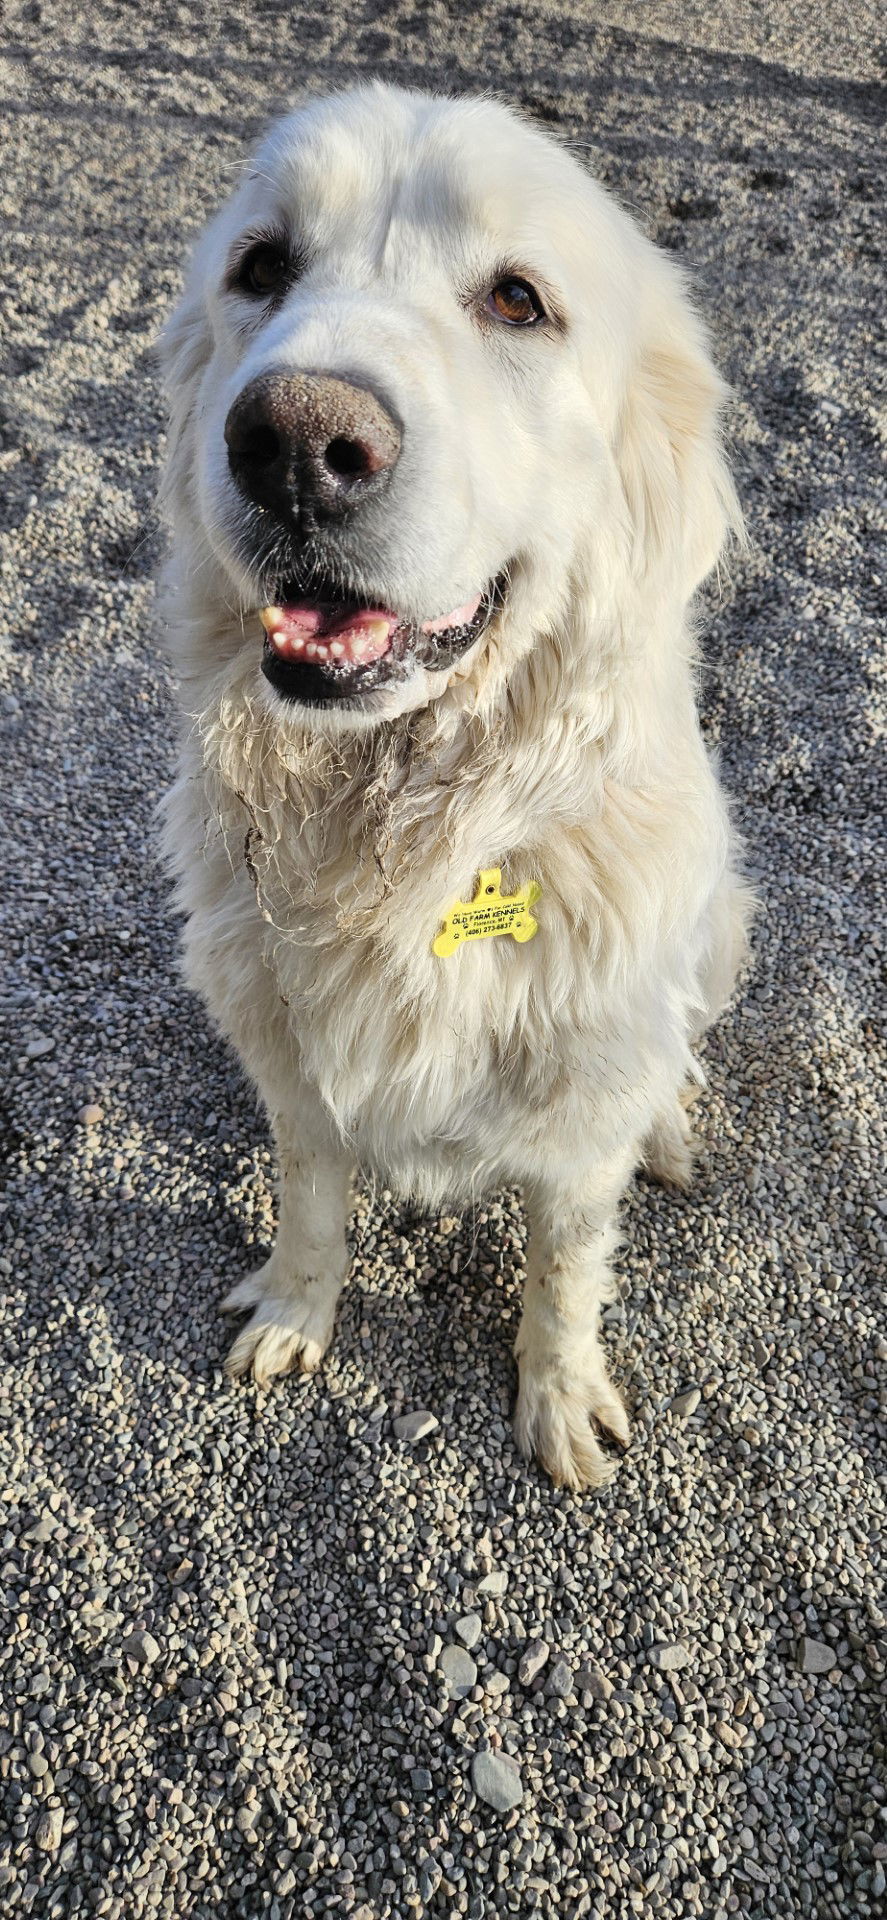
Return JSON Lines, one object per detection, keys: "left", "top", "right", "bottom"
{"left": 324, "top": 434, "right": 373, "bottom": 480}
{"left": 232, "top": 422, "right": 282, "bottom": 468}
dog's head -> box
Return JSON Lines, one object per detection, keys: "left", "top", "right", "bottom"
{"left": 159, "top": 85, "right": 739, "bottom": 729}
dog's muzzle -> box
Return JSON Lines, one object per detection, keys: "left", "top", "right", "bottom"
{"left": 224, "top": 370, "right": 504, "bottom": 712}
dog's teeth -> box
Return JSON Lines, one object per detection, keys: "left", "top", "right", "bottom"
{"left": 259, "top": 606, "right": 282, "bottom": 634}
{"left": 364, "top": 617, "right": 393, "bottom": 648}
{"left": 329, "top": 641, "right": 345, "bottom": 659}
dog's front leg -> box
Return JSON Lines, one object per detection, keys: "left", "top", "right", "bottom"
{"left": 222, "top": 1084, "right": 353, "bottom": 1385}
{"left": 514, "top": 1146, "right": 636, "bottom": 1491}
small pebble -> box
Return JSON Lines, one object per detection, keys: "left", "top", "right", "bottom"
{"left": 484, "top": 1669, "right": 510, "bottom": 1696}
{"left": 121, "top": 1629, "right": 162, "bottom": 1667}
{"left": 438, "top": 1644, "right": 477, "bottom": 1697}
{"left": 476, "top": 1570, "right": 508, "bottom": 1596}
{"left": 454, "top": 1613, "right": 482, "bottom": 1649}
{"left": 650, "top": 1643, "right": 692, "bottom": 1672}
{"left": 576, "top": 1665, "right": 614, "bottom": 1703}
{"left": 796, "top": 1636, "right": 837, "bottom": 1675}
{"left": 23, "top": 1515, "right": 56, "bottom": 1544}
{"left": 546, "top": 1657, "right": 574, "bottom": 1699}
{"left": 35, "top": 1808, "right": 64, "bottom": 1852}
{"left": 392, "top": 1409, "right": 439, "bottom": 1442}
{"left": 518, "top": 1639, "right": 550, "bottom": 1686}
{"left": 471, "top": 1750, "right": 524, "bottom": 1814}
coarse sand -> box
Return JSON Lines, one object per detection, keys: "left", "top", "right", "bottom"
{"left": 0, "top": 4, "right": 884, "bottom": 1917}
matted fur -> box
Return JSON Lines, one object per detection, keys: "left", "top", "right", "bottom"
{"left": 157, "top": 85, "right": 752, "bottom": 1490}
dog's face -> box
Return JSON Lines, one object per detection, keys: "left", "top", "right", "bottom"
{"left": 161, "top": 85, "right": 735, "bottom": 728}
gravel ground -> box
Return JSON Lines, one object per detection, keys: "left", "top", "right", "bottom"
{"left": 1, "top": 3, "right": 885, "bottom": 1917}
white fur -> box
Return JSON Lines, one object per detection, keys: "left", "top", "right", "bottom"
{"left": 157, "top": 85, "right": 752, "bottom": 1490}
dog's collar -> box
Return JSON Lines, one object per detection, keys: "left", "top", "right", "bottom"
{"left": 433, "top": 868, "right": 541, "bottom": 957}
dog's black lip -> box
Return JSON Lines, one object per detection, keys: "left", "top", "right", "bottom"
{"left": 259, "top": 574, "right": 505, "bottom": 708}
{"left": 261, "top": 637, "right": 394, "bottom": 705}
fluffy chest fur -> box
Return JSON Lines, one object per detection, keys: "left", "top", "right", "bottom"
{"left": 167, "top": 643, "right": 727, "bottom": 1205}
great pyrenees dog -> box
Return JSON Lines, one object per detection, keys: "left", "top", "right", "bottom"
{"left": 157, "top": 84, "right": 751, "bottom": 1490}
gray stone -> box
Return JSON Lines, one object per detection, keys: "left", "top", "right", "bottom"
{"left": 23, "top": 1515, "right": 56, "bottom": 1544}
{"left": 471, "top": 1750, "right": 524, "bottom": 1813}
{"left": 484, "top": 1669, "right": 510, "bottom": 1696}
{"left": 26, "top": 1036, "right": 56, "bottom": 1059}
{"left": 419, "top": 1862, "right": 442, "bottom": 1902}
{"left": 576, "top": 1664, "right": 614, "bottom": 1703}
{"left": 439, "top": 1644, "right": 477, "bottom": 1697}
{"left": 671, "top": 1386, "right": 702, "bottom": 1418}
{"left": 121, "top": 1629, "right": 162, "bottom": 1667}
{"left": 650, "top": 1643, "right": 692, "bottom": 1672}
{"left": 35, "top": 1807, "right": 64, "bottom": 1852}
{"left": 392, "top": 1409, "right": 439, "bottom": 1442}
{"left": 546, "top": 1657, "right": 574, "bottom": 1698}
{"left": 476, "top": 1570, "right": 508, "bottom": 1597}
{"left": 518, "top": 1639, "right": 550, "bottom": 1686}
{"left": 796, "top": 1636, "right": 837, "bottom": 1675}
{"left": 454, "top": 1612, "right": 482, "bottom": 1649}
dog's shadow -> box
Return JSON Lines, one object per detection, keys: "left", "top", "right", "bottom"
{"left": 14, "top": 995, "right": 522, "bottom": 1457}
{"left": 12, "top": 961, "right": 857, "bottom": 1534}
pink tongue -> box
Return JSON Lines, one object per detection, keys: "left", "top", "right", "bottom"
{"left": 421, "top": 593, "right": 482, "bottom": 634}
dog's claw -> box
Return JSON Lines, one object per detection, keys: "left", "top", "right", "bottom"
{"left": 513, "top": 1370, "right": 630, "bottom": 1491}
{"left": 221, "top": 1260, "right": 337, "bottom": 1385}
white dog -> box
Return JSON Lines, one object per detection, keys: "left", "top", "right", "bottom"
{"left": 157, "top": 84, "right": 751, "bottom": 1490}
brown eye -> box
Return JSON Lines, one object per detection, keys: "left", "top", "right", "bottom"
{"left": 486, "top": 277, "right": 545, "bottom": 326}
{"left": 236, "top": 241, "right": 291, "bottom": 299}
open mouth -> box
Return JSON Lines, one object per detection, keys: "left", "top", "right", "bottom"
{"left": 259, "top": 577, "right": 500, "bottom": 706}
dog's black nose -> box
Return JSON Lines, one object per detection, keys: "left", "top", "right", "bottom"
{"left": 224, "top": 371, "right": 402, "bottom": 523}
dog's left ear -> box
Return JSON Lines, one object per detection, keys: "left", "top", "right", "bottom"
{"left": 616, "top": 274, "right": 742, "bottom": 597}
{"left": 157, "top": 287, "right": 212, "bottom": 406}
{"left": 155, "top": 263, "right": 214, "bottom": 520}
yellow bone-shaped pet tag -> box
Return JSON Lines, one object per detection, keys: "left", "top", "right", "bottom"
{"left": 433, "top": 868, "right": 541, "bottom": 957}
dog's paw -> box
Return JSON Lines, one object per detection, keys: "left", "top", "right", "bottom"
{"left": 513, "top": 1366, "right": 630, "bottom": 1492}
{"left": 642, "top": 1094, "right": 697, "bottom": 1191}
{"left": 221, "top": 1261, "right": 337, "bottom": 1385}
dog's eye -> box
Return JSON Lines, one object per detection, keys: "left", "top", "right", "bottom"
{"left": 486, "top": 277, "right": 545, "bottom": 326}
{"left": 235, "top": 242, "right": 292, "bottom": 299}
